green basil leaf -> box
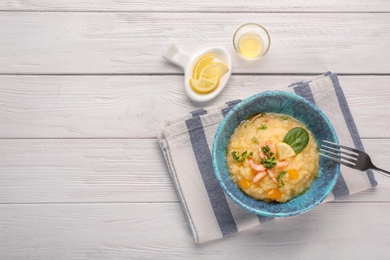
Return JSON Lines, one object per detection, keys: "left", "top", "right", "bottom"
{"left": 283, "top": 127, "right": 309, "bottom": 154}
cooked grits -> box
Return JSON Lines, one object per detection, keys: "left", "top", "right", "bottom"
{"left": 226, "top": 113, "right": 319, "bottom": 203}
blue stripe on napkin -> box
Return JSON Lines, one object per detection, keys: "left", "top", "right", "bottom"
{"left": 190, "top": 108, "right": 208, "bottom": 117}
{"left": 222, "top": 99, "right": 242, "bottom": 117}
{"left": 328, "top": 74, "right": 377, "bottom": 187}
{"left": 293, "top": 83, "right": 350, "bottom": 198}
{"left": 293, "top": 82, "right": 316, "bottom": 104}
{"left": 185, "top": 114, "right": 238, "bottom": 237}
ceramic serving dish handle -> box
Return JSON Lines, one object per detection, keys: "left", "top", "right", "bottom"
{"left": 162, "top": 43, "right": 191, "bottom": 69}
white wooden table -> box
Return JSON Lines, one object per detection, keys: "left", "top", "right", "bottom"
{"left": 1, "top": 1, "right": 390, "bottom": 259}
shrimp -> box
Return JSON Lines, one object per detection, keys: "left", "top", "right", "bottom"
{"left": 258, "top": 142, "right": 266, "bottom": 159}
{"left": 253, "top": 171, "right": 267, "bottom": 183}
{"left": 259, "top": 141, "right": 276, "bottom": 159}
{"left": 267, "top": 169, "right": 278, "bottom": 183}
{"left": 276, "top": 160, "right": 289, "bottom": 168}
{"left": 266, "top": 141, "right": 276, "bottom": 155}
{"left": 248, "top": 159, "right": 266, "bottom": 172}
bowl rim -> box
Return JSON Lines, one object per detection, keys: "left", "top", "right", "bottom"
{"left": 212, "top": 90, "right": 340, "bottom": 217}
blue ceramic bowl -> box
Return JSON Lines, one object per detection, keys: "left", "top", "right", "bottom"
{"left": 212, "top": 91, "right": 340, "bottom": 218}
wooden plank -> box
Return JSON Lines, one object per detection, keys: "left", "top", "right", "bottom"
{"left": 0, "top": 139, "right": 177, "bottom": 203}
{"left": 0, "top": 13, "right": 389, "bottom": 74}
{"left": 0, "top": 0, "right": 389, "bottom": 12}
{"left": 0, "top": 138, "right": 388, "bottom": 204}
{"left": 0, "top": 75, "right": 389, "bottom": 138}
{"left": 0, "top": 202, "right": 389, "bottom": 259}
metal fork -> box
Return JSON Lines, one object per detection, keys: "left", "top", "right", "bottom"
{"left": 319, "top": 140, "right": 390, "bottom": 177}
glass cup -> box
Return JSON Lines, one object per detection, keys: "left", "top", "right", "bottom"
{"left": 233, "top": 23, "right": 271, "bottom": 60}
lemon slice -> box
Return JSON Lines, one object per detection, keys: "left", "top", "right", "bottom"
{"left": 276, "top": 142, "right": 296, "bottom": 159}
{"left": 190, "top": 59, "right": 229, "bottom": 94}
{"left": 200, "top": 62, "right": 229, "bottom": 81}
{"left": 192, "top": 55, "right": 214, "bottom": 80}
{"left": 190, "top": 77, "right": 219, "bottom": 94}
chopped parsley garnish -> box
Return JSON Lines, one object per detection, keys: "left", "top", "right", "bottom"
{"left": 252, "top": 136, "right": 259, "bottom": 144}
{"left": 260, "top": 145, "right": 277, "bottom": 169}
{"left": 277, "top": 171, "right": 287, "bottom": 188}
{"left": 281, "top": 115, "right": 289, "bottom": 120}
{"left": 263, "top": 157, "right": 277, "bottom": 169}
{"left": 257, "top": 124, "right": 267, "bottom": 130}
{"left": 231, "top": 151, "right": 244, "bottom": 162}
{"left": 261, "top": 145, "right": 274, "bottom": 157}
{"left": 261, "top": 145, "right": 270, "bottom": 155}
{"left": 278, "top": 171, "right": 287, "bottom": 179}
{"left": 231, "top": 150, "right": 252, "bottom": 163}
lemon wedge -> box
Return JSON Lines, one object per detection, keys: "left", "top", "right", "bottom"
{"left": 190, "top": 63, "right": 229, "bottom": 94}
{"left": 199, "top": 62, "right": 229, "bottom": 81}
{"left": 192, "top": 54, "right": 214, "bottom": 80}
{"left": 276, "top": 142, "right": 296, "bottom": 160}
{"left": 190, "top": 77, "right": 219, "bottom": 94}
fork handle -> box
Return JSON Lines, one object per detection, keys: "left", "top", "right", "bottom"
{"left": 373, "top": 166, "right": 390, "bottom": 177}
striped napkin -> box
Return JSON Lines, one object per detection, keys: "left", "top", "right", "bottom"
{"left": 157, "top": 72, "right": 377, "bottom": 243}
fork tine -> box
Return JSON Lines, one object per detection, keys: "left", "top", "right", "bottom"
{"left": 321, "top": 144, "right": 358, "bottom": 158}
{"left": 319, "top": 148, "right": 357, "bottom": 164}
{"left": 318, "top": 152, "right": 356, "bottom": 168}
{"left": 322, "top": 140, "right": 359, "bottom": 153}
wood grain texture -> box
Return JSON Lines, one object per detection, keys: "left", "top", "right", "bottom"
{"left": 0, "top": 13, "right": 389, "bottom": 74}
{"left": 1, "top": 202, "right": 390, "bottom": 259}
{"left": 0, "top": 139, "right": 177, "bottom": 203}
{"left": 0, "top": 138, "right": 388, "bottom": 204}
{"left": 0, "top": 0, "right": 389, "bottom": 12}
{"left": 1, "top": 3, "right": 390, "bottom": 258}
{"left": 0, "top": 75, "right": 389, "bottom": 138}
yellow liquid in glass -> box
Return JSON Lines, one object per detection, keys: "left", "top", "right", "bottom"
{"left": 238, "top": 34, "right": 263, "bottom": 58}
